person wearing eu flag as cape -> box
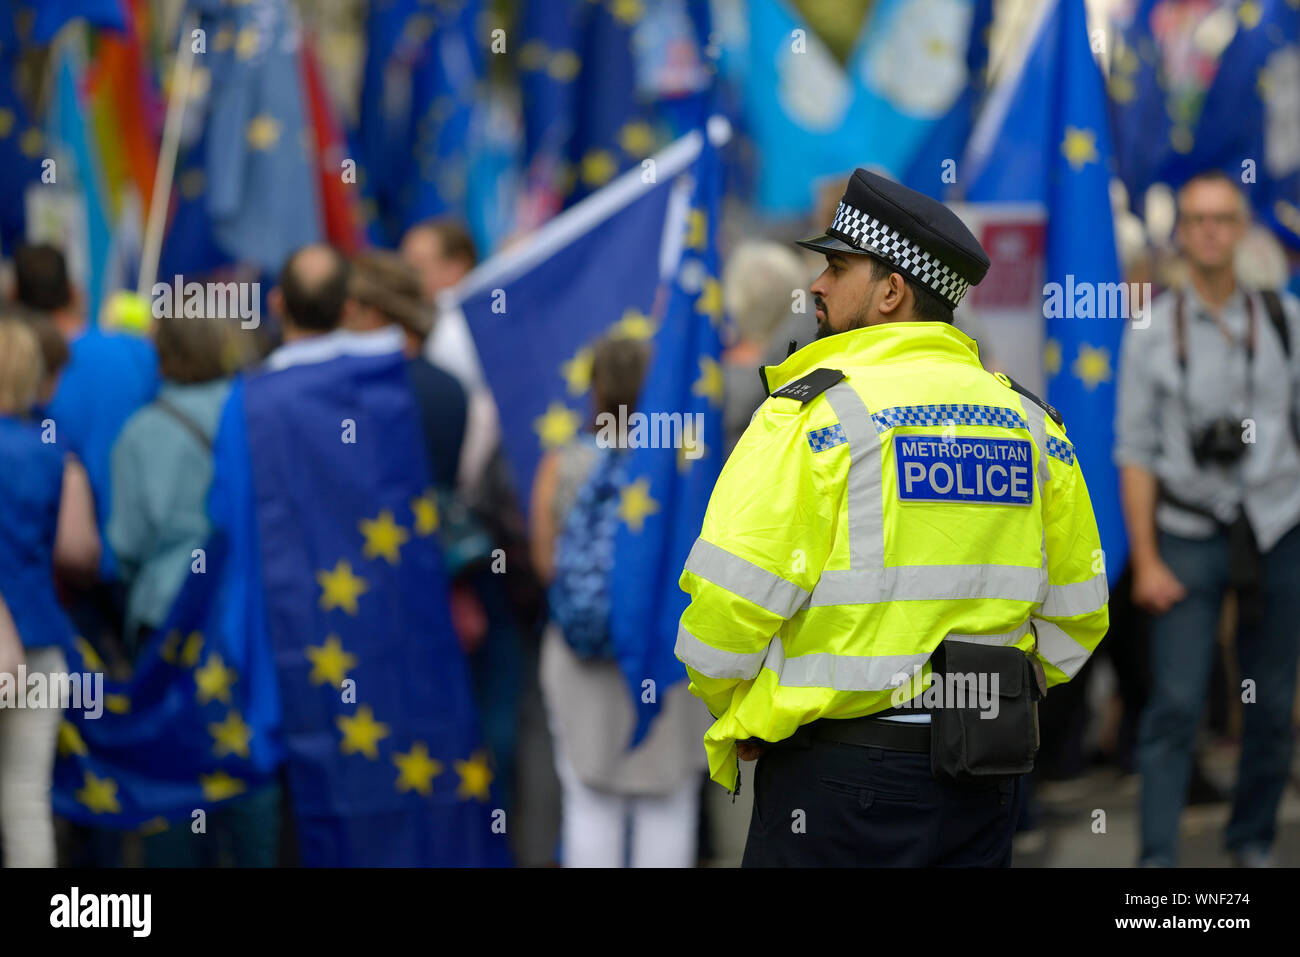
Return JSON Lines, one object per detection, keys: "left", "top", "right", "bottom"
{"left": 226, "top": 244, "right": 509, "bottom": 866}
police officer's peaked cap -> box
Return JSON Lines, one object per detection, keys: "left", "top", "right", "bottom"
{"left": 798, "top": 169, "right": 990, "bottom": 309}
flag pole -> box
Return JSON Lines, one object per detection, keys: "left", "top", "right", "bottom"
{"left": 137, "top": 14, "right": 197, "bottom": 298}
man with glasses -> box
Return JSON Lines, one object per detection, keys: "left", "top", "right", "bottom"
{"left": 1115, "top": 170, "right": 1300, "bottom": 867}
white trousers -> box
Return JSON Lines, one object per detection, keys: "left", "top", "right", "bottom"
{"left": 0, "top": 645, "right": 67, "bottom": 867}
{"left": 552, "top": 735, "right": 699, "bottom": 868}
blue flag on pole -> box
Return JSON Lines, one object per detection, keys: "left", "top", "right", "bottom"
{"left": 608, "top": 125, "right": 726, "bottom": 744}
{"left": 157, "top": 127, "right": 235, "bottom": 279}
{"left": 964, "top": 0, "right": 1128, "bottom": 581}
{"left": 0, "top": 12, "right": 46, "bottom": 254}
{"left": 1105, "top": 0, "right": 1168, "bottom": 210}
{"left": 176, "top": 0, "right": 320, "bottom": 274}
{"left": 517, "top": 0, "right": 660, "bottom": 222}
{"left": 456, "top": 126, "right": 723, "bottom": 743}
{"left": 744, "top": 0, "right": 989, "bottom": 216}
{"left": 1174, "top": 0, "right": 1300, "bottom": 245}
{"left": 456, "top": 136, "right": 710, "bottom": 508}
{"left": 355, "top": 0, "right": 482, "bottom": 247}
{"left": 47, "top": 52, "right": 113, "bottom": 327}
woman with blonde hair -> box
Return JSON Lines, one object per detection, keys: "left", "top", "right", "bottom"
{"left": 0, "top": 316, "right": 100, "bottom": 867}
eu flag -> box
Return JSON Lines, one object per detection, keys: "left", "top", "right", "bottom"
{"left": 52, "top": 386, "right": 283, "bottom": 829}
{"left": 1106, "top": 0, "right": 1168, "bottom": 210}
{"left": 156, "top": 129, "right": 234, "bottom": 279}
{"left": 233, "top": 337, "right": 510, "bottom": 866}
{"left": 964, "top": 0, "right": 1128, "bottom": 581}
{"left": 182, "top": 0, "right": 321, "bottom": 273}
{"left": 52, "top": 530, "right": 280, "bottom": 830}
{"left": 0, "top": 9, "right": 45, "bottom": 254}
{"left": 354, "top": 0, "right": 483, "bottom": 247}
{"left": 1175, "top": 0, "right": 1300, "bottom": 246}
{"left": 454, "top": 132, "right": 708, "bottom": 516}
{"left": 518, "top": 0, "right": 658, "bottom": 223}
{"left": 54, "top": 340, "right": 509, "bottom": 866}
{"left": 1108, "top": 0, "right": 1300, "bottom": 245}
{"left": 608, "top": 123, "right": 727, "bottom": 743}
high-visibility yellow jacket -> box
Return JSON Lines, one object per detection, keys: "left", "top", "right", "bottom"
{"left": 677, "top": 321, "right": 1109, "bottom": 792}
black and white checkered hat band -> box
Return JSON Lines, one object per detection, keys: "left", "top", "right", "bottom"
{"left": 829, "top": 201, "right": 972, "bottom": 308}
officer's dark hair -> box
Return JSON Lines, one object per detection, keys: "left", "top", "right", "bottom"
{"left": 13, "top": 243, "right": 73, "bottom": 313}
{"left": 867, "top": 256, "right": 953, "bottom": 323}
{"left": 278, "top": 244, "right": 350, "bottom": 332}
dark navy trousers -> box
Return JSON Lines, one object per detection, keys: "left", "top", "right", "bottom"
{"left": 741, "top": 731, "right": 1024, "bottom": 867}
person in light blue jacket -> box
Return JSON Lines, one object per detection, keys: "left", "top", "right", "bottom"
{"left": 108, "top": 311, "right": 280, "bottom": 868}
{"left": 108, "top": 314, "right": 237, "bottom": 652}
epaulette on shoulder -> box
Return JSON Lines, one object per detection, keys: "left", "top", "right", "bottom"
{"left": 767, "top": 368, "right": 845, "bottom": 404}
{"left": 996, "top": 372, "right": 1063, "bottom": 428}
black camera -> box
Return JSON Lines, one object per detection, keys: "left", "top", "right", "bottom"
{"left": 1190, "top": 417, "right": 1246, "bottom": 466}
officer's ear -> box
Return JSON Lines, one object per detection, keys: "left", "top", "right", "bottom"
{"left": 876, "top": 271, "right": 907, "bottom": 317}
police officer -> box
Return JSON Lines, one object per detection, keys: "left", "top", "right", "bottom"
{"left": 676, "top": 169, "right": 1110, "bottom": 866}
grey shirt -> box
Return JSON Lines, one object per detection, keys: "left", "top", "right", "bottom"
{"left": 1113, "top": 284, "right": 1300, "bottom": 552}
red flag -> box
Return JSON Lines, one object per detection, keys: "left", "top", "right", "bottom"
{"left": 301, "top": 35, "right": 365, "bottom": 254}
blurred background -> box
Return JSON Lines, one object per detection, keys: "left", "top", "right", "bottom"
{"left": 0, "top": 0, "right": 1298, "bottom": 868}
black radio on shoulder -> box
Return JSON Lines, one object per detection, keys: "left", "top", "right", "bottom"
{"left": 1190, "top": 416, "right": 1246, "bottom": 466}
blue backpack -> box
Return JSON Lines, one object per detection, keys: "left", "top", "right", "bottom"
{"left": 548, "top": 445, "right": 627, "bottom": 660}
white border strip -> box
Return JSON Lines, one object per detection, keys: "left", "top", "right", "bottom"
{"left": 265, "top": 327, "right": 405, "bottom": 371}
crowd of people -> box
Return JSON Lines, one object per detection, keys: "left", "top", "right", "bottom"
{"left": 1, "top": 165, "right": 1299, "bottom": 867}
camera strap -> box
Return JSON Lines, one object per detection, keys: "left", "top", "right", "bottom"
{"left": 1174, "top": 290, "right": 1300, "bottom": 450}
{"left": 1172, "top": 290, "right": 1257, "bottom": 425}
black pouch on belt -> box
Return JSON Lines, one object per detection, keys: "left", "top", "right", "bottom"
{"left": 928, "top": 639, "right": 1045, "bottom": 783}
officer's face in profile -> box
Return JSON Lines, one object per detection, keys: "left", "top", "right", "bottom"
{"left": 810, "top": 252, "right": 884, "bottom": 340}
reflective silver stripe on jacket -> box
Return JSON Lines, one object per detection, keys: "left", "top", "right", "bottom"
{"left": 760, "top": 637, "right": 928, "bottom": 691}
{"left": 822, "top": 382, "right": 884, "bottom": 571}
{"left": 683, "top": 538, "right": 809, "bottom": 618}
{"left": 1020, "top": 399, "right": 1052, "bottom": 601}
{"left": 675, "top": 622, "right": 769, "bottom": 680}
{"left": 1040, "top": 572, "right": 1109, "bottom": 617}
{"left": 1029, "top": 617, "right": 1090, "bottom": 679}
{"left": 760, "top": 621, "right": 1032, "bottom": 691}
{"left": 807, "top": 563, "right": 1047, "bottom": 607}
{"left": 946, "top": 621, "right": 1034, "bottom": 645}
